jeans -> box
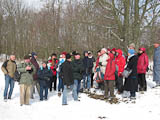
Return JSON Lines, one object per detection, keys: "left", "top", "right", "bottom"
{"left": 4, "top": 75, "right": 15, "bottom": 99}
{"left": 73, "top": 80, "right": 81, "bottom": 100}
{"left": 58, "top": 77, "right": 64, "bottom": 92}
{"left": 83, "top": 74, "right": 91, "bottom": 89}
{"left": 40, "top": 84, "right": 48, "bottom": 100}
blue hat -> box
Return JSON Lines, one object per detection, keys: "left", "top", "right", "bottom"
{"left": 128, "top": 49, "right": 135, "bottom": 55}
{"left": 31, "top": 52, "right": 37, "bottom": 57}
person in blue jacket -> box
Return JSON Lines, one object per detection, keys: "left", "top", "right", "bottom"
{"left": 37, "top": 61, "right": 53, "bottom": 101}
{"left": 153, "top": 41, "right": 160, "bottom": 86}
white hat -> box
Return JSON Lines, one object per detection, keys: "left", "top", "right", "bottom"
{"left": 101, "top": 48, "right": 107, "bottom": 53}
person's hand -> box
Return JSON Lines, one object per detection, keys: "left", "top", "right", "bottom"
{"left": 26, "top": 66, "right": 31, "bottom": 70}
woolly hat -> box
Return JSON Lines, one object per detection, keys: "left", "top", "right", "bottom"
{"left": 111, "top": 48, "right": 116, "bottom": 52}
{"left": 31, "top": 52, "right": 37, "bottom": 57}
{"left": 128, "top": 49, "right": 135, "bottom": 55}
{"left": 66, "top": 53, "right": 71, "bottom": 59}
{"left": 61, "top": 52, "right": 67, "bottom": 55}
{"left": 101, "top": 48, "right": 107, "bottom": 53}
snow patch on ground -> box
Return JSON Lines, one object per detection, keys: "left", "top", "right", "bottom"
{"left": 0, "top": 62, "right": 160, "bottom": 120}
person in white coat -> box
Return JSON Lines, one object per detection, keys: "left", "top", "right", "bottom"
{"left": 98, "top": 48, "right": 109, "bottom": 89}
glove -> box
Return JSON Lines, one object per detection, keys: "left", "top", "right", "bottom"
{"left": 99, "top": 62, "right": 102, "bottom": 66}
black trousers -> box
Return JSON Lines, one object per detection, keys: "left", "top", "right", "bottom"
{"left": 138, "top": 74, "right": 147, "bottom": 91}
{"left": 117, "top": 76, "right": 123, "bottom": 93}
{"left": 91, "top": 73, "right": 94, "bottom": 88}
{"left": 50, "top": 76, "right": 57, "bottom": 91}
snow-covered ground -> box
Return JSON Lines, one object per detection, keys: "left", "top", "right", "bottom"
{"left": 0, "top": 62, "right": 160, "bottom": 120}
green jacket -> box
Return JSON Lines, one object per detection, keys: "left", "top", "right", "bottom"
{"left": 72, "top": 59, "right": 84, "bottom": 80}
{"left": 17, "top": 62, "right": 36, "bottom": 85}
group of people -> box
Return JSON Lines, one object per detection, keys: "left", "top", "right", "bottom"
{"left": 1, "top": 41, "right": 160, "bottom": 106}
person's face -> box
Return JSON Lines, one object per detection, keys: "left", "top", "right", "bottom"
{"left": 52, "top": 56, "right": 56, "bottom": 59}
{"left": 10, "top": 55, "right": 16, "bottom": 61}
{"left": 97, "top": 52, "right": 101, "bottom": 56}
{"left": 112, "top": 51, "right": 115, "bottom": 55}
{"left": 34, "top": 55, "right": 38, "bottom": 59}
{"left": 42, "top": 63, "right": 47, "bottom": 68}
{"left": 154, "top": 43, "right": 159, "bottom": 48}
{"left": 75, "top": 55, "right": 80, "bottom": 59}
{"left": 129, "top": 46, "right": 135, "bottom": 50}
{"left": 25, "top": 59, "right": 30, "bottom": 63}
{"left": 85, "top": 53, "right": 88, "bottom": 57}
{"left": 101, "top": 50, "right": 105, "bottom": 55}
{"left": 62, "top": 54, "right": 66, "bottom": 58}
{"left": 139, "top": 50, "right": 143, "bottom": 54}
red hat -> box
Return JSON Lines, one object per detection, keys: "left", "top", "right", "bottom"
{"left": 61, "top": 52, "right": 67, "bottom": 55}
{"left": 107, "top": 48, "right": 111, "bottom": 52}
{"left": 111, "top": 48, "right": 116, "bottom": 52}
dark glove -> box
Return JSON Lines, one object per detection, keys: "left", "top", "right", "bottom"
{"left": 146, "top": 67, "right": 149, "bottom": 72}
{"left": 99, "top": 62, "right": 102, "bottom": 66}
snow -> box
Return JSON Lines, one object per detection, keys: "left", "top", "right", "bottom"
{"left": 0, "top": 62, "right": 160, "bottom": 120}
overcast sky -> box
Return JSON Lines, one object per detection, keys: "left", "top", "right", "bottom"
{"left": 22, "top": 0, "right": 45, "bottom": 9}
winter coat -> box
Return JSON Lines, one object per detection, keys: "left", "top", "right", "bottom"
{"left": 153, "top": 46, "right": 160, "bottom": 83}
{"left": 137, "top": 48, "right": 149, "bottom": 74}
{"left": 1, "top": 60, "right": 17, "bottom": 78}
{"left": 115, "top": 49, "right": 126, "bottom": 77}
{"left": 104, "top": 53, "right": 116, "bottom": 80}
{"left": 60, "top": 60, "right": 74, "bottom": 86}
{"left": 72, "top": 59, "right": 84, "bottom": 81}
{"left": 48, "top": 59, "right": 59, "bottom": 76}
{"left": 37, "top": 67, "right": 53, "bottom": 87}
{"left": 83, "top": 56, "right": 94, "bottom": 75}
{"left": 30, "top": 57, "right": 39, "bottom": 80}
{"left": 17, "top": 62, "right": 36, "bottom": 85}
{"left": 99, "top": 53, "right": 109, "bottom": 74}
{"left": 123, "top": 55, "right": 138, "bottom": 92}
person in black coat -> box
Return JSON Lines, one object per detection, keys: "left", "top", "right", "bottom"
{"left": 60, "top": 54, "right": 74, "bottom": 105}
{"left": 82, "top": 51, "right": 94, "bottom": 92}
{"left": 123, "top": 49, "right": 138, "bottom": 99}
{"left": 72, "top": 53, "right": 84, "bottom": 101}
{"left": 37, "top": 61, "right": 53, "bottom": 101}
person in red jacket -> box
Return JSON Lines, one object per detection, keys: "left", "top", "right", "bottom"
{"left": 104, "top": 53, "right": 116, "bottom": 98}
{"left": 137, "top": 47, "right": 149, "bottom": 91}
{"left": 48, "top": 53, "right": 59, "bottom": 92}
{"left": 115, "top": 49, "right": 126, "bottom": 94}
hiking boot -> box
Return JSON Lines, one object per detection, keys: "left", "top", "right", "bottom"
{"left": 8, "top": 97, "right": 11, "bottom": 100}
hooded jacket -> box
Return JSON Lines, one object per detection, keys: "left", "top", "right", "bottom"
{"left": 115, "top": 49, "right": 126, "bottom": 77}
{"left": 137, "top": 48, "right": 149, "bottom": 74}
{"left": 104, "top": 53, "right": 116, "bottom": 80}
